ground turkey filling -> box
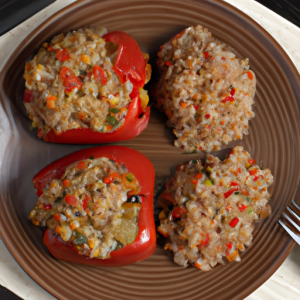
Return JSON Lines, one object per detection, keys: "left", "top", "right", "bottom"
{"left": 157, "top": 146, "right": 273, "bottom": 271}
{"left": 30, "top": 157, "right": 141, "bottom": 259}
{"left": 156, "top": 25, "right": 256, "bottom": 153}
{"left": 23, "top": 26, "right": 150, "bottom": 139}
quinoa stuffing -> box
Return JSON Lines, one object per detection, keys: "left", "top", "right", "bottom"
{"left": 30, "top": 157, "right": 142, "bottom": 259}
{"left": 23, "top": 26, "right": 150, "bottom": 139}
{"left": 157, "top": 146, "right": 273, "bottom": 271}
{"left": 156, "top": 25, "right": 256, "bottom": 153}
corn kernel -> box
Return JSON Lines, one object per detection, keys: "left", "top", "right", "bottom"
{"left": 81, "top": 55, "right": 90, "bottom": 64}
{"left": 88, "top": 240, "right": 95, "bottom": 249}
{"left": 93, "top": 249, "right": 99, "bottom": 257}
{"left": 109, "top": 97, "right": 119, "bottom": 106}
{"left": 205, "top": 180, "right": 212, "bottom": 186}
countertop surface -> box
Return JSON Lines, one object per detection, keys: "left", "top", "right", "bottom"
{"left": 0, "top": 0, "right": 300, "bottom": 299}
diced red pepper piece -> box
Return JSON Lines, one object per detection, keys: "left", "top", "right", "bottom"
{"left": 230, "top": 88, "right": 235, "bottom": 96}
{"left": 24, "top": 89, "right": 33, "bottom": 103}
{"left": 82, "top": 194, "right": 90, "bottom": 210}
{"left": 249, "top": 169, "right": 258, "bottom": 176}
{"left": 54, "top": 213, "right": 61, "bottom": 221}
{"left": 43, "top": 204, "right": 52, "bottom": 211}
{"left": 253, "top": 176, "right": 259, "bottom": 181}
{"left": 247, "top": 71, "right": 254, "bottom": 80}
{"left": 62, "top": 179, "right": 70, "bottom": 187}
{"left": 226, "top": 242, "right": 232, "bottom": 249}
{"left": 195, "top": 173, "right": 203, "bottom": 179}
{"left": 92, "top": 65, "right": 107, "bottom": 85}
{"left": 104, "top": 175, "right": 114, "bottom": 184}
{"left": 59, "top": 67, "right": 82, "bottom": 93}
{"left": 65, "top": 195, "right": 77, "bottom": 206}
{"left": 56, "top": 49, "right": 70, "bottom": 61}
{"left": 247, "top": 159, "right": 256, "bottom": 164}
{"left": 241, "top": 190, "right": 250, "bottom": 196}
{"left": 205, "top": 114, "right": 210, "bottom": 119}
{"left": 224, "top": 188, "right": 239, "bottom": 199}
{"left": 47, "top": 45, "right": 57, "bottom": 52}
{"left": 165, "top": 61, "right": 171, "bottom": 66}
{"left": 238, "top": 204, "right": 249, "bottom": 212}
{"left": 226, "top": 204, "right": 232, "bottom": 212}
{"left": 172, "top": 206, "right": 187, "bottom": 219}
{"left": 76, "top": 161, "right": 86, "bottom": 170}
{"left": 201, "top": 233, "right": 209, "bottom": 246}
{"left": 64, "top": 77, "right": 82, "bottom": 93}
{"left": 204, "top": 52, "right": 209, "bottom": 59}
{"left": 221, "top": 96, "right": 235, "bottom": 103}
{"left": 104, "top": 172, "right": 120, "bottom": 184}
{"left": 230, "top": 181, "right": 239, "bottom": 187}
{"left": 229, "top": 217, "right": 239, "bottom": 228}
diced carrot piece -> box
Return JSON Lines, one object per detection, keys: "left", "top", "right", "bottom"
{"left": 77, "top": 161, "right": 86, "bottom": 170}
{"left": 227, "top": 250, "right": 238, "bottom": 262}
{"left": 247, "top": 71, "right": 254, "bottom": 80}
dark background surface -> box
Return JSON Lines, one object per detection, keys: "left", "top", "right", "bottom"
{"left": 0, "top": 0, "right": 55, "bottom": 36}
{"left": 0, "top": 0, "right": 299, "bottom": 299}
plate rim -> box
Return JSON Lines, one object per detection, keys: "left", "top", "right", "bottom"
{"left": 0, "top": 0, "right": 299, "bottom": 299}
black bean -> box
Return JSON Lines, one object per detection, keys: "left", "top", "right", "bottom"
{"left": 74, "top": 212, "right": 81, "bottom": 217}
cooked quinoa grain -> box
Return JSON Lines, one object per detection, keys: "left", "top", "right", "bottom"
{"left": 156, "top": 25, "right": 256, "bottom": 153}
{"left": 157, "top": 146, "right": 273, "bottom": 271}
{"left": 24, "top": 26, "right": 150, "bottom": 139}
{"left": 30, "top": 157, "right": 141, "bottom": 259}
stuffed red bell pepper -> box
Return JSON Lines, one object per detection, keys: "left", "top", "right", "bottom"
{"left": 23, "top": 26, "right": 151, "bottom": 143}
{"left": 29, "top": 146, "right": 156, "bottom": 266}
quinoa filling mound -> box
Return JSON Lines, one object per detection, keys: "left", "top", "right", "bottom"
{"left": 157, "top": 146, "right": 273, "bottom": 271}
{"left": 156, "top": 25, "right": 256, "bottom": 153}
{"left": 30, "top": 157, "right": 141, "bottom": 259}
{"left": 24, "top": 26, "right": 150, "bottom": 139}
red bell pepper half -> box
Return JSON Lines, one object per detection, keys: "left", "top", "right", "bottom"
{"left": 28, "top": 31, "right": 150, "bottom": 144}
{"left": 33, "top": 146, "right": 156, "bottom": 267}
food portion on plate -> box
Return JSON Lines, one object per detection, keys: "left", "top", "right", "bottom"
{"left": 29, "top": 146, "right": 156, "bottom": 266}
{"left": 157, "top": 146, "right": 273, "bottom": 271}
{"left": 23, "top": 26, "right": 151, "bottom": 143}
{"left": 156, "top": 25, "right": 256, "bottom": 153}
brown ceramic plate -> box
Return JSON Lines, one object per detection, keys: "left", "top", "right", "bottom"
{"left": 0, "top": 0, "right": 300, "bottom": 299}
